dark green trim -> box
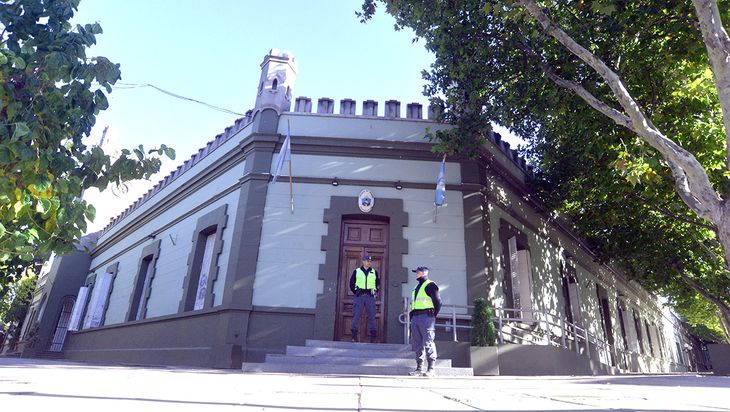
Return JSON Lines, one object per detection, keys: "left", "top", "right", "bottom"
{"left": 99, "top": 262, "right": 119, "bottom": 326}
{"left": 460, "top": 161, "right": 495, "bottom": 308}
{"left": 93, "top": 144, "right": 247, "bottom": 258}
{"left": 179, "top": 204, "right": 228, "bottom": 312}
{"left": 126, "top": 239, "right": 161, "bottom": 322}
{"left": 317, "top": 196, "right": 409, "bottom": 343}
{"left": 252, "top": 305, "right": 317, "bottom": 315}
{"left": 219, "top": 112, "right": 282, "bottom": 368}
{"left": 90, "top": 181, "right": 242, "bottom": 273}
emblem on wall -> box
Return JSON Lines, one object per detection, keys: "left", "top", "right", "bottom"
{"left": 358, "top": 189, "right": 375, "bottom": 213}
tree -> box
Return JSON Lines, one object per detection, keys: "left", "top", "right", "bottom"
{"left": 0, "top": 271, "right": 36, "bottom": 351}
{"left": 360, "top": 0, "right": 730, "bottom": 340}
{"left": 0, "top": 0, "right": 174, "bottom": 286}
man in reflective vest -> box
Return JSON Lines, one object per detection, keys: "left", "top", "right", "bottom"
{"left": 408, "top": 266, "right": 442, "bottom": 377}
{"left": 349, "top": 255, "right": 380, "bottom": 342}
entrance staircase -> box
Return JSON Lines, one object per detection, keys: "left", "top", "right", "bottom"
{"left": 241, "top": 339, "right": 473, "bottom": 376}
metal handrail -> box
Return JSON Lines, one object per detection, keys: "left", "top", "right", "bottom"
{"left": 399, "top": 298, "right": 665, "bottom": 372}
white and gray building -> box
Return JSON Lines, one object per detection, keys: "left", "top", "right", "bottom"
{"left": 19, "top": 49, "right": 707, "bottom": 373}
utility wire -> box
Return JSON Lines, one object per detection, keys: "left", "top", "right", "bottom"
{"left": 115, "top": 82, "right": 245, "bottom": 116}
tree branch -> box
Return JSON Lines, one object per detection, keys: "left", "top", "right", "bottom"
{"left": 690, "top": 231, "right": 730, "bottom": 274}
{"left": 516, "top": 0, "right": 723, "bottom": 222}
{"left": 674, "top": 263, "right": 730, "bottom": 314}
{"left": 692, "top": 0, "right": 730, "bottom": 171}
{"left": 625, "top": 191, "right": 717, "bottom": 232}
{"left": 665, "top": 160, "right": 713, "bottom": 219}
{"left": 514, "top": 40, "right": 634, "bottom": 131}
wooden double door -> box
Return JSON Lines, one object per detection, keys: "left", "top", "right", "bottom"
{"left": 334, "top": 218, "right": 389, "bottom": 342}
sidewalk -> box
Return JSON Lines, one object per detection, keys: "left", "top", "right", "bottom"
{"left": 0, "top": 357, "right": 728, "bottom": 411}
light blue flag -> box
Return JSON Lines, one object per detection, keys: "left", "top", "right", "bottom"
{"left": 434, "top": 155, "right": 446, "bottom": 207}
{"left": 271, "top": 131, "right": 291, "bottom": 183}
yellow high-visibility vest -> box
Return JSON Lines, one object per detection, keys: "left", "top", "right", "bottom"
{"left": 412, "top": 279, "right": 434, "bottom": 310}
{"left": 355, "top": 268, "right": 377, "bottom": 290}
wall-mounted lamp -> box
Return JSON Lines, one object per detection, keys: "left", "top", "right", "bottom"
{"left": 395, "top": 181, "right": 403, "bottom": 190}
{"left": 331, "top": 177, "right": 339, "bottom": 186}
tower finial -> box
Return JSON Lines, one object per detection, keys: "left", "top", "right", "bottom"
{"left": 254, "top": 49, "right": 298, "bottom": 113}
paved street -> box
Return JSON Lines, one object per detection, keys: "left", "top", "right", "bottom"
{"left": 0, "top": 357, "right": 728, "bottom": 411}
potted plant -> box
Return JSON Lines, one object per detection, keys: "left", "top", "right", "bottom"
{"left": 470, "top": 298, "right": 499, "bottom": 375}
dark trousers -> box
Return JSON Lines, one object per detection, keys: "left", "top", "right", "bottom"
{"left": 352, "top": 294, "right": 377, "bottom": 334}
{"left": 411, "top": 313, "right": 437, "bottom": 363}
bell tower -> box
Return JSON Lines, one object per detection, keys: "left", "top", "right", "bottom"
{"left": 254, "top": 48, "right": 298, "bottom": 113}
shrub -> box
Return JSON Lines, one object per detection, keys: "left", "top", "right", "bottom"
{"left": 471, "top": 298, "right": 497, "bottom": 346}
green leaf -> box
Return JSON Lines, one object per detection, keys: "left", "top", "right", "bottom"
{"left": 11, "top": 122, "right": 30, "bottom": 139}
{"left": 164, "top": 147, "right": 176, "bottom": 160}
{"left": 12, "top": 56, "right": 26, "bottom": 69}
{"left": 0, "top": 222, "right": 5, "bottom": 238}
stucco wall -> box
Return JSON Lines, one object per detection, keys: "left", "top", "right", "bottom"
{"left": 86, "top": 168, "right": 243, "bottom": 327}
{"left": 275, "top": 154, "right": 462, "bottom": 184}
{"left": 279, "top": 112, "right": 451, "bottom": 142}
{"left": 99, "top": 122, "right": 252, "bottom": 243}
{"left": 253, "top": 182, "right": 466, "bottom": 310}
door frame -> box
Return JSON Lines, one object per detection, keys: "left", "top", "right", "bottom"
{"left": 315, "top": 196, "right": 410, "bottom": 344}
{"left": 333, "top": 217, "right": 389, "bottom": 341}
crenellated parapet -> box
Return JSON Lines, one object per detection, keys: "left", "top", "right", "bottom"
{"left": 487, "top": 131, "right": 534, "bottom": 178}
{"left": 292, "top": 96, "right": 432, "bottom": 120}
{"left": 100, "top": 114, "right": 254, "bottom": 235}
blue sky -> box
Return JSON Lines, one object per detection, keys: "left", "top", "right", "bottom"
{"left": 73, "top": 0, "right": 515, "bottom": 232}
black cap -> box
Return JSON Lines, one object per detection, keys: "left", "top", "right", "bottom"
{"left": 411, "top": 266, "right": 429, "bottom": 273}
{"left": 362, "top": 255, "right": 372, "bottom": 261}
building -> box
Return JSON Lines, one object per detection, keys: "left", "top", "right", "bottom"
{"left": 6, "top": 233, "right": 98, "bottom": 358}
{"left": 21, "top": 49, "right": 703, "bottom": 373}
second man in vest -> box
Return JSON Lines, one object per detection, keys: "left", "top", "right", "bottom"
{"left": 349, "top": 255, "right": 380, "bottom": 342}
{"left": 409, "top": 266, "right": 442, "bottom": 377}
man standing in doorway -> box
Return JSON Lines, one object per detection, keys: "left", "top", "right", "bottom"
{"left": 349, "top": 255, "right": 380, "bottom": 343}
{"left": 409, "top": 266, "right": 442, "bottom": 377}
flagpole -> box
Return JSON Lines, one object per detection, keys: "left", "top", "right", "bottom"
{"left": 288, "top": 120, "right": 294, "bottom": 214}
{"left": 433, "top": 154, "right": 446, "bottom": 223}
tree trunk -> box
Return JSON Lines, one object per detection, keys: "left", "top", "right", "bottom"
{"left": 717, "top": 201, "right": 730, "bottom": 271}
{"left": 718, "top": 308, "right": 730, "bottom": 343}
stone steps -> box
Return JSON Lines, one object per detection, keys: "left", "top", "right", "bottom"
{"left": 305, "top": 339, "right": 412, "bottom": 352}
{"left": 265, "top": 354, "right": 452, "bottom": 367}
{"left": 242, "top": 339, "right": 473, "bottom": 377}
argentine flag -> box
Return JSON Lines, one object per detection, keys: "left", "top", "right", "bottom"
{"left": 271, "top": 131, "right": 291, "bottom": 183}
{"left": 434, "top": 155, "right": 446, "bottom": 207}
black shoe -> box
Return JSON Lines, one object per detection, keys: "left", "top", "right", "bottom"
{"left": 351, "top": 334, "right": 358, "bottom": 343}
{"left": 408, "top": 366, "right": 423, "bottom": 376}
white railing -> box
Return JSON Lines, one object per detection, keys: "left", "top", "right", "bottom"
{"left": 398, "top": 298, "right": 656, "bottom": 373}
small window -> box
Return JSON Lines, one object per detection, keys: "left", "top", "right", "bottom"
{"left": 180, "top": 205, "right": 228, "bottom": 312}
{"left": 126, "top": 240, "right": 160, "bottom": 322}
{"left": 129, "top": 256, "right": 154, "bottom": 321}
{"left": 271, "top": 78, "right": 278, "bottom": 90}
{"left": 68, "top": 286, "right": 91, "bottom": 332}
{"left": 194, "top": 232, "right": 216, "bottom": 310}
{"left": 644, "top": 320, "right": 655, "bottom": 357}
{"left": 502, "top": 228, "right": 534, "bottom": 323}
{"left": 258, "top": 81, "right": 263, "bottom": 92}
{"left": 83, "top": 270, "right": 115, "bottom": 328}
{"left": 633, "top": 311, "right": 644, "bottom": 354}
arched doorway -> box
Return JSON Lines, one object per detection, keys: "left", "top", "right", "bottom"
{"left": 49, "top": 296, "right": 75, "bottom": 352}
